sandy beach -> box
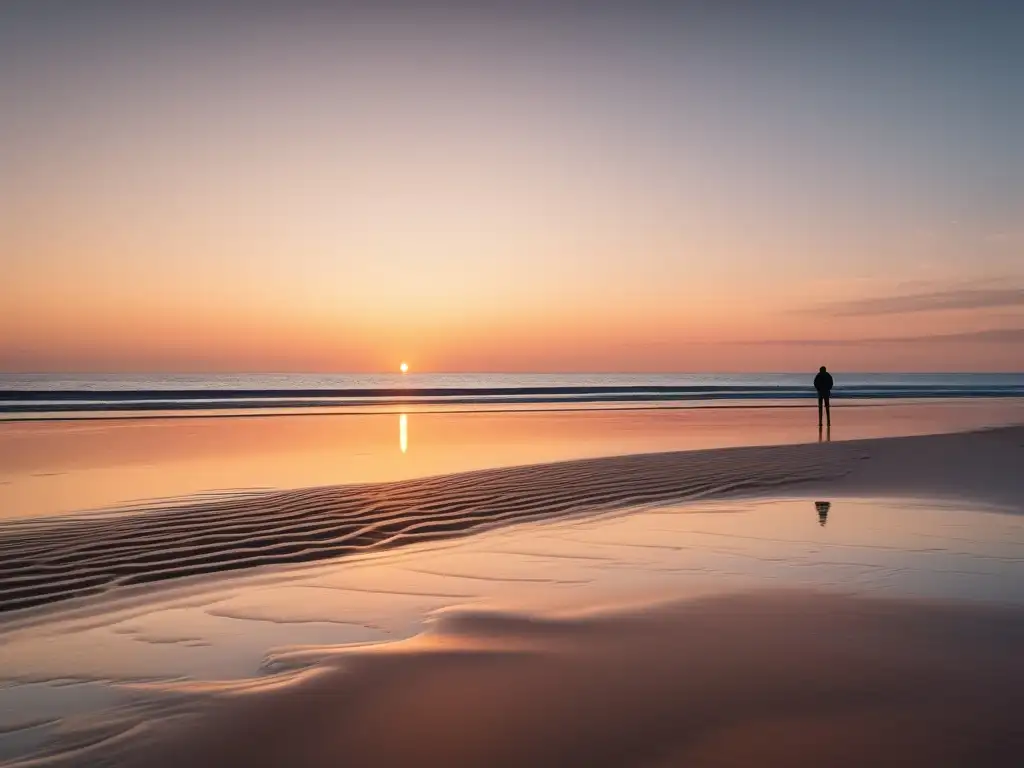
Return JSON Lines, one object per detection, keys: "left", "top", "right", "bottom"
{"left": 0, "top": 420, "right": 1022, "bottom": 766}
{"left": 2, "top": 424, "right": 1022, "bottom": 613}
{"left": 7, "top": 2, "right": 1024, "bottom": 763}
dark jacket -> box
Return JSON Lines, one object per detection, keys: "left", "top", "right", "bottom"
{"left": 814, "top": 371, "right": 834, "bottom": 395}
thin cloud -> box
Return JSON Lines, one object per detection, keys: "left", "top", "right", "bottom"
{"left": 804, "top": 288, "right": 1024, "bottom": 317}
{"left": 729, "top": 328, "right": 1024, "bottom": 347}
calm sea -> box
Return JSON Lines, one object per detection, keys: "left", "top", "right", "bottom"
{"left": 2, "top": 373, "right": 1023, "bottom": 418}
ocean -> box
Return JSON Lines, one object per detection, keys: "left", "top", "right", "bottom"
{"left": 2, "top": 372, "right": 1023, "bottom": 417}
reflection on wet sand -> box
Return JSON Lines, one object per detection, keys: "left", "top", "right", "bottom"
{"left": 2, "top": 496, "right": 1022, "bottom": 682}
{"left": 114, "top": 591, "right": 1024, "bottom": 768}
{"left": 399, "top": 413, "right": 408, "bottom": 454}
{"left": 816, "top": 500, "right": 831, "bottom": 526}
{"left": 1, "top": 496, "right": 1023, "bottom": 766}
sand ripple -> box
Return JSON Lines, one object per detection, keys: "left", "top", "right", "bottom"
{"left": 3, "top": 426, "right": 1022, "bottom": 613}
{"left": 0, "top": 441, "right": 855, "bottom": 612}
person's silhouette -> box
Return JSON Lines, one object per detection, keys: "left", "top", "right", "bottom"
{"left": 813, "top": 366, "right": 833, "bottom": 427}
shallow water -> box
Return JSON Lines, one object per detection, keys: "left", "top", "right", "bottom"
{"left": 3, "top": 399, "right": 1022, "bottom": 518}
{"left": 0, "top": 495, "right": 1021, "bottom": 763}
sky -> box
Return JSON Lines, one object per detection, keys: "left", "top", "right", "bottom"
{"left": 2, "top": 1, "right": 1023, "bottom": 372}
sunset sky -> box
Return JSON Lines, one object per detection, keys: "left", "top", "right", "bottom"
{"left": 2, "top": 1, "right": 1022, "bottom": 372}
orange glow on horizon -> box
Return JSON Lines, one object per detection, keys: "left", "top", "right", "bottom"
{"left": 2, "top": 8, "right": 1021, "bottom": 374}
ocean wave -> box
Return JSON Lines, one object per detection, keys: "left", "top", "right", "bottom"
{"left": 2, "top": 382, "right": 1024, "bottom": 415}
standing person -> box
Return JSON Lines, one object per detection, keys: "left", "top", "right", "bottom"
{"left": 814, "top": 366, "right": 834, "bottom": 427}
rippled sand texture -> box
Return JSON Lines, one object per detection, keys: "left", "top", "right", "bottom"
{"left": 1, "top": 427, "right": 1022, "bottom": 613}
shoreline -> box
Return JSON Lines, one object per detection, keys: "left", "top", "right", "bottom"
{"left": 4, "top": 395, "right": 1024, "bottom": 423}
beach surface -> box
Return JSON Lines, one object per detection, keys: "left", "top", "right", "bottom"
{"left": 106, "top": 592, "right": 1024, "bottom": 768}
{"left": 1, "top": 425, "right": 1022, "bottom": 613}
{"left": 0, "top": 417, "right": 1022, "bottom": 766}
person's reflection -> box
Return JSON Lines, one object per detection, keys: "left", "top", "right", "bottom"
{"left": 815, "top": 501, "right": 831, "bottom": 527}
{"left": 399, "top": 413, "right": 408, "bottom": 454}
{"left": 818, "top": 424, "right": 832, "bottom": 443}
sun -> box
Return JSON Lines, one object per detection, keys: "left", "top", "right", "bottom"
{"left": 400, "top": 362, "right": 409, "bottom": 374}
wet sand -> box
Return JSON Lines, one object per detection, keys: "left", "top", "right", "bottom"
{"left": 0, "top": 420, "right": 1023, "bottom": 766}
{"left": 102, "top": 591, "right": 1024, "bottom": 768}
{"left": 1, "top": 426, "right": 1021, "bottom": 613}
